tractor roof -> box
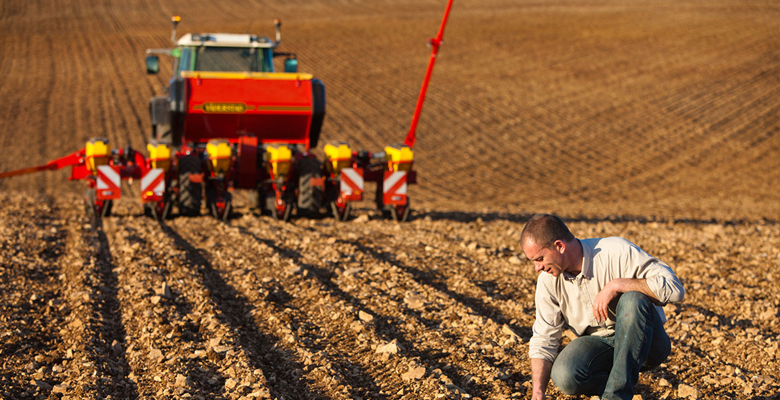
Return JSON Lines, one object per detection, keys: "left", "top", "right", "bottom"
{"left": 177, "top": 33, "right": 274, "bottom": 48}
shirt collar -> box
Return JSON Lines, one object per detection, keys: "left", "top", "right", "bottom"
{"left": 579, "top": 239, "right": 593, "bottom": 280}
{"left": 564, "top": 239, "right": 591, "bottom": 281}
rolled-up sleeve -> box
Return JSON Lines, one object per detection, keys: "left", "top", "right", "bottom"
{"left": 640, "top": 259, "right": 685, "bottom": 304}
{"left": 621, "top": 240, "right": 684, "bottom": 305}
{"left": 529, "top": 277, "right": 564, "bottom": 362}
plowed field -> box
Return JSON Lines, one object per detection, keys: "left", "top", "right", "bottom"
{"left": 1, "top": 0, "right": 779, "bottom": 399}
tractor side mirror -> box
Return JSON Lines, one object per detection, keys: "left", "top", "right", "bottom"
{"left": 146, "top": 55, "right": 160, "bottom": 74}
{"left": 284, "top": 58, "right": 298, "bottom": 73}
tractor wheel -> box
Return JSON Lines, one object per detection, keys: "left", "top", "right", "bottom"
{"left": 297, "top": 157, "right": 323, "bottom": 217}
{"left": 266, "top": 192, "right": 292, "bottom": 222}
{"left": 330, "top": 201, "right": 351, "bottom": 222}
{"left": 178, "top": 155, "right": 203, "bottom": 216}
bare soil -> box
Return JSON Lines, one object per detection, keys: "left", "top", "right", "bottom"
{"left": 1, "top": 0, "right": 779, "bottom": 399}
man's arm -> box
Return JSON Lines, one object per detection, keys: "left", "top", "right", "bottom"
{"left": 531, "top": 358, "right": 553, "bottom": 400}
{"left": 529, "top": 275, "right": 564, "bottom": 398}
{"left": 592, "top": 278, "right": 655, "bottom": 323}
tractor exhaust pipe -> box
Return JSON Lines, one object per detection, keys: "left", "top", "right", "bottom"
{"left": 171, "top": 15, "right": 181, "bottom": 45}
{"left": 273, "top": 19, "right": 282, "bottom": 47}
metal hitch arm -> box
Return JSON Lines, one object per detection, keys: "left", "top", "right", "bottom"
{"left": 0, "top": 151, "right": 84, "bottom": 180}
{"left": 404, "top": 0, "right": 454, "bottom": 149}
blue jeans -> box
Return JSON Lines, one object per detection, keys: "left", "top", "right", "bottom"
{"left": 550, "top": 291, "right": 671, "bottom": 400}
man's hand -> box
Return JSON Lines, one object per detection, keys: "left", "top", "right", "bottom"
{"left": 594, "top": 279, "right": 659, "bottom": 322}
{"left": 531, "top": 390, "right": 546, "bottom": 400}
{"left": 593, "top": 280, "right": 619, "bottom": 323}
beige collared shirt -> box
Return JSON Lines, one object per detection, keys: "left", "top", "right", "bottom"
{"left": 528, "top": 237, "right": 685, "bottom": 362}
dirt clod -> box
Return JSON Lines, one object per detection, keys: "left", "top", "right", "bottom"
{"left": 677, "top": 383, "right": 700, "bottom": 399}
{"left": 402, "top": 366, "right": 426, "bottom": 381}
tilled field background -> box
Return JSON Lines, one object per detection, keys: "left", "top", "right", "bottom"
{"left": 1, "top": 0, "right": 779, "bottom": 399}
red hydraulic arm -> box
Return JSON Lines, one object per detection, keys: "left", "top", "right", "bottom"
{"left": 404, "top": 0, "right": 454, "bottom": 149}
{"left": 0, "top": 152, "right": 84, "bottom": 180}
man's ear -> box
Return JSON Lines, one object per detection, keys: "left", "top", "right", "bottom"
{"left": 553, "top": 240, "right": 565, "bottom": 254}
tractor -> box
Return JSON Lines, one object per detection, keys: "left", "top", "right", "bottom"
{"left": 0, "top": 0, "right": 454, "bottom": 223}
{"left": 143, "top": 17, "right": 329, "bottom": 220}
{"left": 143, "top": 16, "right": 421, "bottom": 222}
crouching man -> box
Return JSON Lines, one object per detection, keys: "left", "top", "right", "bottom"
{"left": 521, "top": 214, "right": 685, "bottom": 400}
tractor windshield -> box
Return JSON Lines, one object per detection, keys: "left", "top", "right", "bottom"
{"left": 177, "top": 46, "right": 274, "bottom": 73}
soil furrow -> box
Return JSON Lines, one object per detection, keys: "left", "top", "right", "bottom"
{"left": 157, "top": 217, "right": 330, "bottom": 400}
{"left": 101, "top": 215, "right": 239, "bottom": 398}
{"left": 222, "top": 218, "right": 524, "bottom": 399}
{"left": 0, "top": 194, "right": 69, "bottom": 398}
{"left": 211, "top": 232, "right": 389, "bottom": 400}
{"left": 181, "top": 216, "right": 427, "bottom": 399}
{"left": 224, "top": 220, "right": 449, "bottom": 399}
{"left": 324, "top": 235, "right": 528, "bottom": 398}
{"left": 49, "top": 198, "right": 139, "bottom": 399}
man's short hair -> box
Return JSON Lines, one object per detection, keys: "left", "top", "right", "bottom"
{"left": 521, "top": 214, "right": 575, "bottom": 249}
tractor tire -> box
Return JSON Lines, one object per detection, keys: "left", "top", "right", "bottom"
{"left": 297, "top": 157, "right": 323, "bottom": 217}
{"left": 178, "top": 155, "right": 203, "bottom": 216}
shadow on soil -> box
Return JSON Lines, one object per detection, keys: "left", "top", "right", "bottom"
{"left": 342, "top": 237, "right": 531, "bottom": 395}
{"left": 416, "top": 210, "right": 778, "bottom": 226}
{"left": 118, "top": 224, "right": 229, "bottom": 397}
{"left": 89, "top": 218, "right": 141, "bottom": 398}
{"left": 236, "top": 225, "right": 400, "bottom": 399}
{"left": 158, "top": 221, "right": 330, "bottom": 400}
{"left": 153, "top": 205, "right": 776, "bottom": 226}
{"left": 235, "top": 224, "right": 522, "bottom": 398}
